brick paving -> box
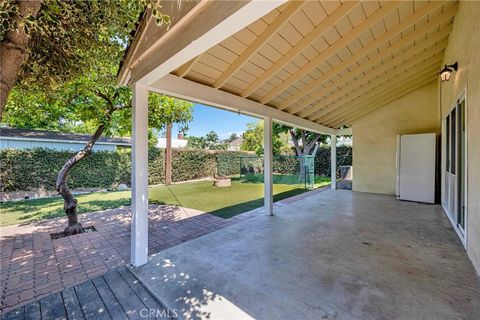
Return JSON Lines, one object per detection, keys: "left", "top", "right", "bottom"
{"left": 0, "top": 186, "right": 328, "bottom": 314}
{"left": 0, "top": 204, "right": 252, "bottom": 314}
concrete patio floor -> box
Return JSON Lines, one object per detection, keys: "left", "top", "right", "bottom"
{"left": 132, "top": 190, "right": 480, "bottom": 320}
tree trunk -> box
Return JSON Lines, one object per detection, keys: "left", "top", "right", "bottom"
{"left": 0, "top": 0, "right": 43, "bottom": 118}
{"left": 289, "top": 130, "right": 322, "bottom": 183}
{"left": 56, "top": 125, "right": 105, "bottom": 235}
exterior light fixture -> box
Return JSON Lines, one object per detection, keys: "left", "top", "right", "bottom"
{"left": 439, "top": 62, "right": 458, "bottom": 82}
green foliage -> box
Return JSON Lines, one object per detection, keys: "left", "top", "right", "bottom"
{"left": 273, "top": 123, "right": 328, "bottom": 149}
{"left": 0, "top": 179, "right": 311, "bottom": 226}
{"left": 0, "top": 145, "right": 352, "bottom": 192}
{"left": 186, "top": 136, "right": 207, "bottom": 149}
{"left": 215, "top": 151, "right": 254, "bottom": 176}
{"left": 2, "top": 0, "right": 192, "bottom": 138}
{"left": 315, "top": 145, "right": 352, "bottom": 177}
{"left": 0, "top": 148, "right": 253, "bottom": 192}
{"left": 3, "top": 61, "right": 193, "bottom": 138}
{"left": 0, "top": 148, "right": 131, "bottom": 192}
{"left": 241, "top": 121, "right": 290, "bottom": 155}
{"left": 172, "top": 149, "right": 216, "bottom": 182}
{"left": 0, "top": 1, "right": 21, "bottom": 40}
{"left": 1, "top": 0, "right": 171, "bottom": 89}
{"left": 186, "top": 130, "right": 228, "bottom": 150}
{"left": 2, "top": 0, "right": 142, "bottom": 88}
{"left": 227, "top": 146, "right": 353, "bottom": 178}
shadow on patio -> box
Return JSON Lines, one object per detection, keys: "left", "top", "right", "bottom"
{"left": 131, "top": 190, "right": 480, "bottom": 320}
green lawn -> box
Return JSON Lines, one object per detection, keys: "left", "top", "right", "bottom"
{"left": 0, "top": 176, "right": 331, "bottom": 226}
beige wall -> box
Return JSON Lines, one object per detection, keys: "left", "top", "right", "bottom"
{"left": 351, "top": 1, "right": 480, "bottom": 275}
{"left": 352, "top": 80, "right": 440, "bottom": 195}
{"left": 439, "top": 1, "right": 480, "bottom": 274}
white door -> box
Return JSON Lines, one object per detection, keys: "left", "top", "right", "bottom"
{"left": 443, "top": 94, "right": 467, "bottom": 242}
{"left": 398, "top": 134, "right": 436, "bottom": 203}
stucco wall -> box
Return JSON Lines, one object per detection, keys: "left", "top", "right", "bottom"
{"left": 439, "top": 1, "right": 480, "bottom": 275}
{"left": 351, "top": 80, "right": 440, "bottom": 195}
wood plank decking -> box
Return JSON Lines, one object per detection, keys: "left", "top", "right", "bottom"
{"left": 0, "top": 266, "right": 171, "bottom": 320}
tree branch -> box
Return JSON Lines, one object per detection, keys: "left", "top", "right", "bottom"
{"left": 0, "top": 0, "right": 44, "bottom": 118}
{"left": 94, "top": 90, "right": 114, "bottom": 109}
{"left": 306, "top": 133, "right": 322, "bottom": 153}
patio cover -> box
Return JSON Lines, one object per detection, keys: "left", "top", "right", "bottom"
{"left": 117, "top": 0, "right": 457, "bottom": 266}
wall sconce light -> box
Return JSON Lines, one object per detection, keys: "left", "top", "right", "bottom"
{"left": 439, "top": 62, "right": 458, "bottom": 82}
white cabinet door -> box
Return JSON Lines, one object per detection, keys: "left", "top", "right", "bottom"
{"left": 398, "top": 134, "right": 436, "bottom": 203}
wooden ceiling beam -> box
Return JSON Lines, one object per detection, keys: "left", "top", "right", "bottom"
{"left": 318, "top": 66, "right": 439, "bottom": 125}
{"left": 239, "top": 1, "right": 359, "bottom": 98}
{"left": 258, "top": 1, "right": 401, "bottom": 104}
{"left": 212, "top": 1, "right": 304, "bottom": 89}
{"left": 329, "top": 76, "right": 437, "bottom": 127}
{"left": 288, "top": 24, "right": 452, "bottom": 115}
{"left": 174, "top": 55, "right": 203, "bottom": 77}
{"left": 297, "top": 39, "right": 448, "bottom": 118}
{"left": 151, "top": 74, "right": 336, "bottom": 135}
{"left": 316, "top": 62, "right": 440, "bottom": 124}
{"left": 277, "top": 1, "right": 454, "bottom": 111}
{"left": 130, "top": 0, "right": 287, "bottom": 85}
{"left": 325, "top": 74, "right": 437, "bottom": 128}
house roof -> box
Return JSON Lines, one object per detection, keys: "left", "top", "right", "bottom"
{"left": 0, "top": 128, "right": 131, "bottom": 145}
{"left": 118, "top": 0, "right": 457, "bottom": 132}
{"left": 229, "top": 137, "right": 243, "bottom": 148}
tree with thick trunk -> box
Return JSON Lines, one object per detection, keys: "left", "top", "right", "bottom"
{"left": 288, "top": 129, "right": 324, "bottom": 181}
{"left": 0, "top": 0, "right": 43, "bottom": 117}
{"left": 56, "top": 93, "right": 120, "bottom": 235}
{"left": 2, "top": 1, "right": 193, "bottom": 235}
{"left": 56, "top": 124, "right": 106, "bottom": 235}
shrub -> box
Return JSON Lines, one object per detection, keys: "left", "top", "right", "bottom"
{"left": 0, "top": 146, "right": 352, "bottom": 192}
{"left": 0, "top": 148, "right": 252, "bottom": 191}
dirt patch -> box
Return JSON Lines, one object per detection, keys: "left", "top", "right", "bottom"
{"left": 49, "top": 225, "right": 97, "bottom": 239}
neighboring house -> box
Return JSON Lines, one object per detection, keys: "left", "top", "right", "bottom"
{"left": 156, "top": 133, "right": 188, "bottom": 148}
{"left": 0, "top": 127, "right": 130, "bottom": 151}
{"left": 228, "top": 137, "right": 243, "bottom": 151}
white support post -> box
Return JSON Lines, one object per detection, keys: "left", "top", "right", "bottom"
{"left": 131, "top": 83, "right": 149, "bottom": 267}
{"left": 264, "top": 117, "right": 273, "bottom": 216}
{"left": 331, "top": 134, "right": 337, "bottom": 190}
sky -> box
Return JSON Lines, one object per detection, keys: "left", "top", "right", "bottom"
{"left": 171, "top": 103, "right": 258, "bottom": 139}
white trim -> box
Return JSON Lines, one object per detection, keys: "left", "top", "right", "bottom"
{"left": 442, "top": 204, "right": 467, "bottom": 248}
{"left": 440, "top": 87, "right": 468, "bottom": 248}
{"left": 0, "top": 136, "right": 130, "bottom": 146}
{"left": 264, "top": 117, "right": 273, "bottom": 216}
{"left": 135, "top": 1, "right": 287, "bottom": 85}
{"left": 461, "top": 88, "right": 468, "bottom": 246}
{"left": 395, "top": 135, "right": 401, "bottom": 198}
{"left": 150, "top": 74, "right": 336, "bottom": 135}
{"left": 331, "top": 135, "right": 337, "bottom": 190}
{"left": 131, "top": 83, "right": 149, "bottom": 267}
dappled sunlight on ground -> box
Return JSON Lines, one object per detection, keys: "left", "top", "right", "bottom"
{"left": 132, "top": 256, "right": 255, "bottom": 320}
{"left": 0, "top": 204, "right": 240, "bottom": 312}
{"left": 0, "top": 186, "right": 329, "bottom": 313}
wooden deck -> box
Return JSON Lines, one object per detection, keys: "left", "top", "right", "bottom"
{"left": 0, "top": 266, "right": 171, "bottom": 320}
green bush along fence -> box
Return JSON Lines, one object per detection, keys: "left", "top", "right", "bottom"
{"left": 0, "top": 146, "right": 352, "bottom": 192}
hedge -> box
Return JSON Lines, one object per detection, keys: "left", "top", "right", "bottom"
{"left": 221, "top": 146, "right": 353, "bottom": 177}
{"left": 0, "top": 148, "right": 252, "bottom": 192}
{"left": 0, "top": 148, "right": 131, "bottom": 192}
{"left": 0, "top": 146, "right": 352, "bottom": 192}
